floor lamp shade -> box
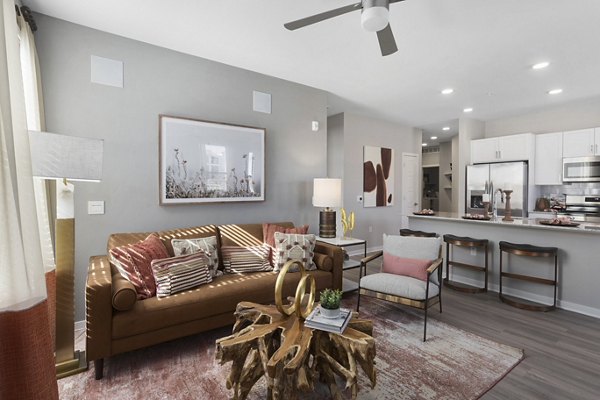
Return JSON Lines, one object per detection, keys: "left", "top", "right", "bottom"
{"left": 29, "top": 131, "right": 103, "bottom": 181}
{"left": 313, "top": 178, "right": 342, "bottom": 238}
{"left": 29, "top": 130, "right": 103, "bottom": 378}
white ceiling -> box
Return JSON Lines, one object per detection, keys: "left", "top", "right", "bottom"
{"left": 24, "top": 0, "right": 600, "bottom": 130}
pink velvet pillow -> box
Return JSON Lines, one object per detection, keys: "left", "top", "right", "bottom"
{"left": 109, "top": 233, "right": 170, "bottom": 299}
{"left": 262, "top": 223, "right": 309, "bottom": 248}
{"left": 382, "top": 252, "right": 433, "bottom": 282}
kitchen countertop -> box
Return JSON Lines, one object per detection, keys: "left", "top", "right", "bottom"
{"left": 408, "top": 212, "right": 600, "bottom": 234}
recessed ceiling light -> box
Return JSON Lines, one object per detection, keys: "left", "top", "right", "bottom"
{"left": 441, "top": 88, "right": 454, "bottom": 95}
{"left": 431, "top": 136, "right": 438, "bottom": 140}
{"left": 548, "top": 88, "right": 563, "bottom": 95}
{"left": 442, "top": 127, "right": 450, "bottom": 131}
{"left": 463, "top": 107, "right": 474, "bottom": 113}
{"left": 422, "top": 143, "right": 428, "bottom": 147}
{"left": 532, "top": 62, "right": 550, "bottom": 70}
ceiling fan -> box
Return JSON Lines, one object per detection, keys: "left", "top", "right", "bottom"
{"left": 284, "top": 0, "right": 406, "bottom": 56}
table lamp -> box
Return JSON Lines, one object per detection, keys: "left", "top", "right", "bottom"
{"left": 313, "top": 178, "right": 342, "bottom": 238}
{"left": 29, "top": 130, "right": 103, "bottom": 378}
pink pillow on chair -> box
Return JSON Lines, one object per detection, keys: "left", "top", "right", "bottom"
{"left": 382, "top": 252, "right": 433, "bottom": 282}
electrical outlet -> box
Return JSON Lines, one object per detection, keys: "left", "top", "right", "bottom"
{"left": 357, "top": 195, "right": 363, "bottom": 203}
{"left": 368, "top": 226, "right": 373, "bottom": 233}
{"left": 470, "top": 247, "right": 477, "bottom": 256}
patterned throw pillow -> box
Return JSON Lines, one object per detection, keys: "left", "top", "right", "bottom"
{"left": 273, "top": 232, "right": 316, "bottom": 272}
{"left": 151, "top": 252, "right": 213, "bottom": 298}
{"left": 171, "top": 236, "right": 220, "bottom": 277}
{"left": 262, "top": 223, "right": 309, "bottom": 248}
{"left": 221, "top": 245, "right": 272, "bottom": 274}
{"left": 109, "top": 233, "right": 170, "bottom": 299}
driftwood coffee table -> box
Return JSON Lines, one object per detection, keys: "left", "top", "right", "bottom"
{"left": 215, "top": 261, "right": 376, "bottom": 400}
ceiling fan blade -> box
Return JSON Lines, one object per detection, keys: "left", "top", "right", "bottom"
{"left": 389, "top": 0, "right": 407, "bottom": 3}
{"left": 376, "top": 24, "right": 398, "bottom": 56}
{"left": 284, "top": 2, "right": 362, "bottom": 31}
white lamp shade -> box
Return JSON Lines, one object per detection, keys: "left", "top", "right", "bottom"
{"left": 29, "top": 131, "right": 103, "bottom": 182}
{"left": 361, "top": 6, "right": 389, "bottom": 32}
{"left": 313, "top": 178, "right": 342, "bottom": 208}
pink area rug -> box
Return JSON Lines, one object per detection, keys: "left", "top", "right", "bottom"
{"left": 59, "top": 296, "right": 523, "bottom": 399}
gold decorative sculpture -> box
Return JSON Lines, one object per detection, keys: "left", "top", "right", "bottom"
{"left": 274, "top": 260, "right": 315, "bottom": 318}
{"left": 341, "top": 208, "right": 355, "bottom": 239}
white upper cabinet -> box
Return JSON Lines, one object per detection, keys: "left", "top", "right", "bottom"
{"left": 534, "top": 132, "right": 563, "bottom": 185}
{"left": 596, "top": 128, "right": 600, "bottom": 155}
{"left": 471, "top": 138, "right": 499, "bottom": 164}
{"left": 563, "top": 128, "right": 595, "bottom": 157}
{"left": 471, "top": 133, "right": 534, "bottom": 164}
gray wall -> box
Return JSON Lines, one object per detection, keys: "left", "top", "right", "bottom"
{"left": 485, "top": 96, "right": 600, "bottom": 137}
{"left": 35, "top": 14, "right": 329, "bottom": 320}
{"left": 327, "top": 112, "right": 420, "bottom": 250}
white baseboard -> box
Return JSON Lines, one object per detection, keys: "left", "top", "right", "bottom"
{"left": 449, "top": 275, "right": 600, "bottom": 319}
{"left": 75, "top": 320, "right": 85, "bottom": 331}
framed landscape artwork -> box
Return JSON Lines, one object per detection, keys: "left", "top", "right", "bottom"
{"left": 363, "top": 145, "right": 394, "bottom": 207}
{"left": 159, "top": 115, "right": 265, "bottom": 204}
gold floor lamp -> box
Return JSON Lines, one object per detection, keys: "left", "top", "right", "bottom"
{"left": 29, "top": 130, "right": 104, "bottom": 378}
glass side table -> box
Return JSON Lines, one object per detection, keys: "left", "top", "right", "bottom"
{"left": 316, "top": 236, "right": 367, "bottom": 293}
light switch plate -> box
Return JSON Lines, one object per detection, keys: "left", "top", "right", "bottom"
{"left": 88, "top": 201, "right": 105, "bottom": 215}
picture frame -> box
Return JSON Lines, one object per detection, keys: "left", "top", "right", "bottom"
{"left": 159, "top": 115, "right": 265, "bottom": 204}
{"left": 363, "top": 145, "right": 394, "bottom": 207}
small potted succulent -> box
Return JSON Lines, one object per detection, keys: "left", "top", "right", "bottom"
{"left": 319, "top": 288, "right": 343, "bottom": 319}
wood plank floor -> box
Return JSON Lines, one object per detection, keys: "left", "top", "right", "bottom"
{"left": 345, "top": 259, "right": 600, "bottom": 399}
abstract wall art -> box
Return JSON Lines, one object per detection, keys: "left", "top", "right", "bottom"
{"left": 363, "top": 145, "right": 394, "bottom": 207}
{"left": 159, "top": 115, "right": 265, "bottom": 204}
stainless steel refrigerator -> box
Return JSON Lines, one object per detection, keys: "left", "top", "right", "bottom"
{"left": 466, "top": 161, "right": 528, "bottom": 217}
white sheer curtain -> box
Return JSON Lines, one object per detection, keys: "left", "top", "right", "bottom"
{"left": 0, "top": 1, "right": 58, "bottom": 399}
{"left": 20, "top": 13, "right": 56, "bottom": 271}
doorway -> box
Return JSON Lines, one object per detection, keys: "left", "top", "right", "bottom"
{"left": 422, "top": 166, "right": 439, "bottom": 211}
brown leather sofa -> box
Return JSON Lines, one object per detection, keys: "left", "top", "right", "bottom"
{"left": 86, "top": 222, "right": 343, "bottom": 379}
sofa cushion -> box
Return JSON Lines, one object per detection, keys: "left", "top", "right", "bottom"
{"left": 171, "top": 236, "right": 220, "bottom": 277}
{"left": 112, "top": 269, "right": 333, "bottom": 339}
{"left": 221, "top": 245, "right": 272, "bottom": 273}
{"left": 360, "top": 273, "right": 439, "bottom": 300}
{"left": 109, "top": 234, "right": 169, "bottom": 299}
{"left": 111, "top": 274, "right": 137, "bottom": 311}
{"left": 273, "top": 233, "right": 317, "bottom": 272}
{"left": 151, "top": 252, "right": 213, "bottom": 298}
{"left": 107, "top": 225, "right": 219, "bottom": 257}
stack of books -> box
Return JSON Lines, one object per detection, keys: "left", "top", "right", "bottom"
{"left": 304, "top": 307, "right": 352, "bottom": 334}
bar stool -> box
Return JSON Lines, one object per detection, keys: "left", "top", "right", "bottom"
{"left": 399, "top": 229, "right": 437, "bottom": 238}
{"left": 498, "top": 241, "right": 558, "bottom": 312}
{"left": 443, "top": 234, "right": 489, "bottom": 293}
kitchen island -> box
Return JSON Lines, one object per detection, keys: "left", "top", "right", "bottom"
{"left": 408, "top": 213, "right": 600, "bottom": 318}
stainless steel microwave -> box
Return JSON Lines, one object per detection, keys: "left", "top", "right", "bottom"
{"left": 563, "top": 156, "right": 600, "bottom": 182}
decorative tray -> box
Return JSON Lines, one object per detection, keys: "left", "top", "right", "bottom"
{"left": 538, "top": 219, "right": 580, "bottom": 227}
{"left": 461, "top": 215, "right": 491, "bottom": 221}
{"left": 413, "top": 211, "right": 435, "bottom": 216}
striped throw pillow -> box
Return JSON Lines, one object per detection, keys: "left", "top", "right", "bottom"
{"left": 273, "top": 232, "right": 316, "bottom": 272}
{"left": 171, "top": 236, "right": 221, "bottom": 277}
{"left": 151, "top": 252, "right": 213, "bottom": 298}
{"left": 221, "top": 245, "right": 272, "bottom": 274}
{"left": 109, "top": 233, "right": 170, "bottom": 299}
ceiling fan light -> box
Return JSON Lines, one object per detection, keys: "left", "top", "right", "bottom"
{"left": 361, "top": 6, "right": 389, "bottom": 32}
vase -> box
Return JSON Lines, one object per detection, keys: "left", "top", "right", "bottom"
{"left": 320, "top": 305, "right": 341, "bottom": 319}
